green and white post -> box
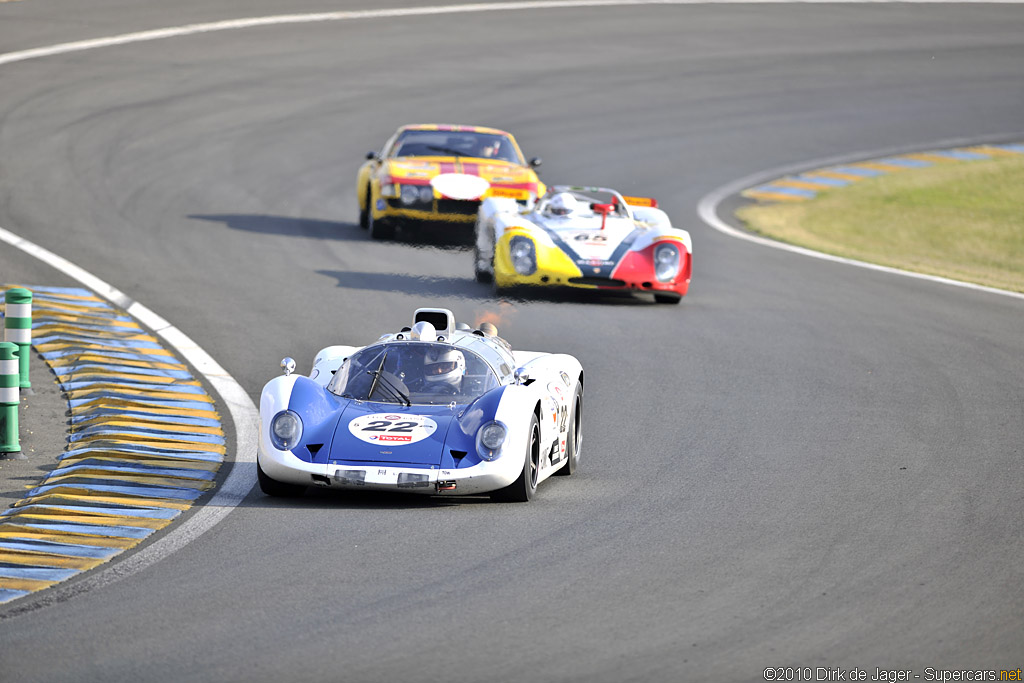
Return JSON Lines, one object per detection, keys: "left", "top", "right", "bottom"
{"left": 3, "top": 287, "right": 32, "bottom": 391}
{"left": 0, "top": 342, "right": 20, "bottom": 456}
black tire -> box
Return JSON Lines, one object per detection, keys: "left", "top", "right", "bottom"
{"left": 555, "top": 382, "right": 583, "bottom": 476}
{"left": 473, "top": 243, "right": 494, "bottom": 283}
{"left": 491, "top": 414, "right": 540, "bottom": 502}
{"left": 367, "top": 198, "right": 394, "bottom": 240}
{"left": 359, "top": 188, "right": 370, "bottom": 229}
{"left": 257, "top": 459, "right": 306, "bottom": 497}
{"left": 654, "top": 292, "right": 682, "bottom": 304}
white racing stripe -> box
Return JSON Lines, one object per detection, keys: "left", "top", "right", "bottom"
{"left": 697, "top": 134, "right": 1024, "bottom": 303}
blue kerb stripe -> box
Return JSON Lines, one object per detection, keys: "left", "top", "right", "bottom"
{"left": 997, "top": 143, "right": 1024, "bottom": 153}
{"left": 20, "top": 286, "right": 94, "bottom": 296}
{"left": 34, "top": 320, "right": 136, "bottom": 333}
{"left": 0, "top": 589, "right": 30, "bottom": 603}
{"left": 50, "top": 463, "right": 217, "bottom": 481}
{"left": 796, "top": 174, "right": 850, "bottom": 187}
{"left": 930, "top": 149, "right": 989, "bottom": 160}
{"left": 877, "top": 157, "right": 931, "bottom": 168}
{"left": 60, "top": 380, "right": 206, "bottom": 394}
{"left": 0, "top": 540, "right": 122, "bottom": 559}
{"left": 68, "top": 398, "right": 216, "bottom": 412}
{"left": 68, "top": 429, "right": 225, "bottom": 446}
{"left": 36, "top": 476, "right": 207, "bottom": 494}
{"left": 70, "top": 413, "right": 222, "bottom": 428}
{"left": 0, "top": 566, "right": 78, "bottom": 581}
{"left": 43, "top": 349, "right": 176, "bottom": 363}
{"left": 32, "top": 335, "right": 164, "bottom": 350}
{"left": 750, "top": 185, "right": 816, "bottom": 198}
{"left": 830, "top": 166, "right": 884, "bottom": 177}
{"left": 53, "top": 364, "right": 194, "bottom": 380}
{"left": 3, "top": 504, "right": 180, "bottom": 520}
{"left": 20, "top": 522, "right": 154, "bottom": 540}
{"left": 29, "top": 483, "right": 204, "bottom": 500}
{"left": 61, "top": 446, "right": 223, "bottom": 463}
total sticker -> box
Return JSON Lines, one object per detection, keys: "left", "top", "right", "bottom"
{"left": 349, "top": 413, "right": 437, "bottom": 446}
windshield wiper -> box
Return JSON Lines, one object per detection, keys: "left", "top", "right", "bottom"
{"left": 366, "top": 349, "right": 388, "bottom": 400}
{"left": 427, "top": 145, "right": 469, "bottom": 158}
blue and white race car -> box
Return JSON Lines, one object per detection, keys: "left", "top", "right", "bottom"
{"left": 257, "top": 308, "right": 583, "bottom": 502}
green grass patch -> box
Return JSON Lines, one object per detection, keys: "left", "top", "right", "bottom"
{"left": 736, "top": 155, "right": 1024, "bottom": 293}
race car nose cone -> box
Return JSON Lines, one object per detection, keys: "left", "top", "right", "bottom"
{"left": 431, "top": 173, "right": 490, "bottom": 200}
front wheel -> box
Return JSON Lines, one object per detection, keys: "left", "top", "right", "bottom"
{"left": 491, "top": 414, "right": 540, "bottom": 502}
{"left": 473, "top": 243, "right": 494, "bottom": 283}
{"left": 368, "top": 204, "right": 394, "bottom": 240}
{"left": 359, "top": 188, "right": 370, "bottom": 229}
{"left": 257, "top": 459, "right": 306, "bottom": 497}
{"left": 555, "top": 382, "right": 583, "bottom": 476}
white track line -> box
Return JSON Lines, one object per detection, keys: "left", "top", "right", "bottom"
{"left": 697, "top": 134, "right": 1024, "bottom": 303}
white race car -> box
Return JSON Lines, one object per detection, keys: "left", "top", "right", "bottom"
{"left": 257, "top": 308, "right": 583, "bottom": 502}
{"left": 474, "top": 185, "right": 693, "bottom": 303}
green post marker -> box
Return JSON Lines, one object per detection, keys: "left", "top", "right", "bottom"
{"left": 4, "top": 288, "right": 32, "bottom": 390}
{"left": 0, "top": 342, "right": 20, "bottom": 456}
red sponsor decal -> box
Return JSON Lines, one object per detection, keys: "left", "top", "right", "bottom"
{"left": 378, "top": 434, "right": 413, "bottom": 443}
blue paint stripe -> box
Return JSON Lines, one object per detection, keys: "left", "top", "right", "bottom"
{"left": 0, "top": 566, "right": 79, "bottom": 581}
{"left": 61, "top": 446, "right": 223, "bottom": 463}
{"left": 28, "top": 482, "right": 204, "bottom": 500}
{"left": 750, "top": 185, "right": 816, "bottom": 198}
{"left": 20, "top": 522, "right": 154, "bottom": 540}
{"left": 0, "top": 540, "right": 122, "bottom": 559}
{"left": 33, "top": 335, "right": 164, "bottom": 350}
{"left": 50, "top": 463, "right": 217, "bottom": 481}
{"left": 930, "top": 149, "right": 989, "bottom": 160}
{"left": 796, "top": 174, "right": 850, "bottom": 187}
{"left": 830, "top": 166, "right": 885, "bottom": 177}
{"left": 20, "top": 286, "right": 95, "bottom": 296}
{"left": 997, "top": 143, "right": 1024, "bottom": 153}
{"left": 68, "top": 428, "right": 225, "bottom": 445}
{"left": 69, "top": 398, "right": 216, "bottom": 412}
{"left": 877, "top": 157, "right": 932, "bottom": 168}
{"left": 0, "top": 589, "right": 31, "bottom": 603}
{"left": 63, "top": 382, "right": 208, "bottom": 395}
{"left": 34, "top": 321, "right": 137, "bottom": 333}
{"left": 53, "top": 365, "right": 195, "bottom": 380}
{"left": 43, "top": 349, "right": 177, "bottom": 363}
{"left": 2, "top": 504, "right": 181, "bottom": 520}
{"left": 70, "top": 413, "right": 222, "bottom": 428}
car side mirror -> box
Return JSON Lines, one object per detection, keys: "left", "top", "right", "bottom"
{"left": 366, "top": 151, "right": 378, "bottom": 161}
{"left": 529, "top": 157, "right": 542, "bottom": 168}
{"left": 281, "top": 357, "right": 296, "bottom": 376}
{"left": 514, "top": 367, "right": 531, "bottom": 385}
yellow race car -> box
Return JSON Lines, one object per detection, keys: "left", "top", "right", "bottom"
{"left": 356, "top": 124, "right": 545, "bottom": 240}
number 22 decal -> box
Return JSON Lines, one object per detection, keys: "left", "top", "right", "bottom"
{"left": 362, "top": 420, "right": 417, "bottom": 432}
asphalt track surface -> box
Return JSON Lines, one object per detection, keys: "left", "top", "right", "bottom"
{"left": 1, "top": 2, "right": 1023, "bottom": 681}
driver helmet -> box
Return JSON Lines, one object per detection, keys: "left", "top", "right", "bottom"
{"left": 547, "top": 192, "right": 578, "bottom": 217}
{"left": 424, "top": 347, "right": 466, "bottom": 389}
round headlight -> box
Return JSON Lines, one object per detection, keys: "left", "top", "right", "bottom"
{"left": 509, "top": 236, "right": 537, "bottom": 275}
{"left": 476, "top": 421, "right": 508, "bottom": 461}
{"left": 400, "top": 185, "right": 421, "bottom": 205}
{"left": 270, "top": 410, "right": 303, "bottom": 451}
{"left": 419, "top": 185, "right": 434, "bottom": 202}
{"left": 654, "top": 243, "right": 680, "bottom": 282}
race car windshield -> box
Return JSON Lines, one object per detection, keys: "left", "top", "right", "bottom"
{"left": 390, "top": 130, "right": 522, "bottom": 164}
{"left": 328, "top": 342, "right": 501, "bottom": 405}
